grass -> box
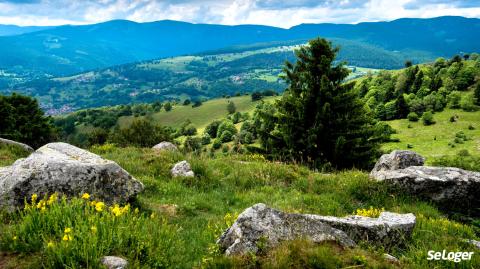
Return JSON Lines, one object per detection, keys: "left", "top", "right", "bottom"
{"left": 1, "top": 145, "right": 479, "bottom": 268}
{"left": 383, "top": 109, "right": 480, "bottom": 161}
{"left": 118, "top": 96, "right": 277, "bottom": 133}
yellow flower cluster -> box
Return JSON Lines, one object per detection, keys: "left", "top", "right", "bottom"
{"left": 354, "top": 206, "right": 385, "bottom": 218}
{"left": 247, "top": 153, "right": 266, "bottom": 162}
{"left": 25, "top": 193, "right": 58, "bottom": 212}
{"left": 110, "top": 204, "right": 130, "bottom": 217}
{"left": 90, "top": 200, "right": 105, "bottom": 212}
{"left": 62, "top": 227, "right": 73, "bottom": 242}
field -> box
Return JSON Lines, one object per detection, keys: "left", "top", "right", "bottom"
{"left": 117, "top": 96, "right": 277, "bottom": 133}
{"left": 0, "top": 144, "right": 479, "bottom": 268}
{"left": 384, "top": 109, "right": 480, "bottom": 160}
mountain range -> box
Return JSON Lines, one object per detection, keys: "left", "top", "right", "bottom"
{"left": 0, "top": 16, "right": 479, "bottom": 76}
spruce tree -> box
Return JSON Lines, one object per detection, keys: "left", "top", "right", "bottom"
{"left": 260, "top": 38, "right": 380, "bottom": 169}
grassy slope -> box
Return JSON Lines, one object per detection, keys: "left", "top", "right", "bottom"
{"left": 1, "top": 146, "right": 479, "bottom": 268}
{"left": 384, "top": 109, "right": 480, "bottom": 160}
{"left": 117, "top": 96, "right": 277, "bottom": 132}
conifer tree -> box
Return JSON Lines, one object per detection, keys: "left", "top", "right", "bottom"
{"left": 258, "top": 38, "right": 380, "bottom": 169}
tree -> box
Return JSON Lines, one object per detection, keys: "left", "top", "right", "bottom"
{"left": 251, "top": 92, "right": 263, "bottom": 101}
{"left": 395, "top": 95, "right": 409, "bottom": 119}
{"left": 257, "top": 38, "right": 380, "bottom": 169}
{"left": 183, "top": 99, "right": 191, "bottom": 106}
{"left": 204, "top": 120, "right": 221, "bottom": 138}
{"left": 227, "top": 101, "right": 236, "bottom": 114}
{"left": 110, "top": 119, "right": 172, "bottom": 147}
{"left": 164, "top": 102, "right": 172, "bottom": 112}
{"left": 422, "top": 111, "right": 435, "bottom": 126}
{"left": 0, "top": 93, "right": 57, "bottom": 148}
{"left": 474, "top": 83, "right": 480, "bottom": 105}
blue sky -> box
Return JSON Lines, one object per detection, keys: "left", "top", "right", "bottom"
{"left": 0, "top": 0, "right": 479, "bottom": 27}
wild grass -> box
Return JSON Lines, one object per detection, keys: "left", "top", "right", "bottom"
{"left": 1, "top": 145, "right": 479, "bottom": 268}
{"left": 384, "top": 109, "right": 480, "bottom": 160}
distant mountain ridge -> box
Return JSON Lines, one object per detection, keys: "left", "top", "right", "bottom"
{"left": 0, "top": 16, "right": 478, "bottom": 76}
{"left": 0, "top": 24, "right": 53, "bottom": 36}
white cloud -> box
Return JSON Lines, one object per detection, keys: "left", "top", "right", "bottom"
{"left": 0, "top": 0, "right": 479, "bottom": 27}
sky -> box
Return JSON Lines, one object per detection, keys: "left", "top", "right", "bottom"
{"left": 0, "top": 0, "right": 479, "bottom": 28}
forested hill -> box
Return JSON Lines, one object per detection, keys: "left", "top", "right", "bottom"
{"left": 2, "top": 39, "right": 388, "bottom": 112}
{"left": 0, "top": 16, "right": 478, "bottom": 76}
{"left": 356, "top": 55, "right": 480, "bottom": 121}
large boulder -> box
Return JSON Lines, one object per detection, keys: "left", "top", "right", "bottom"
{"left": 217, "top": 203, "right": 415, "bottom": 255}
{"left": 152, "top": 141, "right": 178, "bottom": 152}
{"left": 0, "top": 142, "right": 144, "bottom": 209}
{"left": 372, "top": 166, "right": 480, "bottom": 210}
{"left": 0, "top": 138, "right": 34, "bottom": 152}
{"left": 371, "top": 150, "right": 480, "bottom": 213}
{"left": 171, "top": 160, "right": 194, "bottom": 177}
{"left": 101, "top": 256, "right": 128, "bottom": 269}
{"left": 370, "top": 150, "right": 425, "bottom": 178}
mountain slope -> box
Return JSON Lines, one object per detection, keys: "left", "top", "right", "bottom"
{"left": 0, "top": 16, "right": 478, "bottom": 76}
{"left": 0, "top": 25, "right": 53, "bottom": 36}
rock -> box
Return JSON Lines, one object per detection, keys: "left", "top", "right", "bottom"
{"left": 370, "top": 150, "right": 425, "bottom": 178}
{"left": 0, "top": 138, "right": 34, "bottom": 152}
{"left": 465, "top": 239, "right": 480, "bottom": 249}
{"left": 217, "top": 203, "right": 415, "bottom": 255}
{"left": 101, "top": 256, "right": 128, "bottom": 269}
{"left": 0, "top": 142, "right": 144, "bottom": 209}
{"left": 372, "top": 165, "right": 480, "bottom": 210}
{"left": 384, "top": 253, "right": 399, "bottom": 263}
{"left": 171, "top": 160, "right": 194, "bottom": 177}
{"left": 152, "top": 141, "right": 178, "bottom": 152}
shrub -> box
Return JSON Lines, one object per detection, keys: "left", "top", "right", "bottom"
{"left": 227, "top": 101, "right": 236, "bottom": 114}
{"left": 109, "top": 119, "right": 172, "bottom": 147}
{"left": 204, "top": 120, "right": 221, "bottom": 138}
{"left": 239, "top": 130, "right": 254, "bottom": 144}
{"left": 407, "top": 112, "right": 419, "bottom": 122}
{"left": 183, "top": 99, "right": 191, "bottom": 106}
{"left": 216, "top": 120, "right": 237, "bottom": 140}
{"left": 251, "top": 91, "right": 263, "bottom": 101}
{"left": 468, "top": 124, "right": 475, "bottom": 130}
{"left": 212, "top": 139, "right": 222, "bottom": 150}
{"left": 201, "top": 133, "right": 211, "bottom": 145}
{"left": 192, "top": 100, "right": 203, "bottom": 108}
{"left": 220, "top": 130, "right": 235, "bottom": 143}
{"left": 422, "top": 111, "right": 435, "bottom": 126}
{"left": 460, "top": 93, "right": 478, "bottom": 112}
{"left": 183, "top": 136, "right": 203, "bottom": 152}
{"left": 164, "top": 102, "right": 172, "bottom": 112}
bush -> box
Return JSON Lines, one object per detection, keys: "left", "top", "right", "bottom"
{"left": 192, "top": 100, "right": 203, "bottom": 108}
{"left": 204, "top": 120, "right": 221, "bottom": 138}
{"left": 239, "top": 130, "right": 254, "bottom": 144}
{"left": 212, "top": 139, "right": 222, "bottom": 150}
{"left": 407, "top": 112, "right": 419, "bottom": 122}
{"left": 109, "top": 119, "right": 172, "bottom": 147}
{"left": 422, "top": 111, "right": 435, "bottom": 126}
{"left": 227, "top": 101, "right": 236, "bottom": 114}
{"left": 460, "top": 94, "right": 478, "bottom": 112}
{"left": 183, "top": 99, "right": 191, "bottom": 106}
{"left": 251, "top": 91, "right": 263, "bottom": 101}
{"left": 216, "top": 120, "right": 237, "bottom": 140}
{"left": 183, "top": 136, "right": 203, "bottom": 152}
{"left": 220, "top": 130, "right": 235, "bottom": 143}
{"left": 201, "top": 133, "right": 211, "bottom": 145}
{"left": 164, "top": 102, "right": 172, "bottom": 112}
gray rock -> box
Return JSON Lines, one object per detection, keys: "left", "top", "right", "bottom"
{"left": 101, "top": 256, "right": 128, "bottom": 269}
{"left": 372, "top": 166, "right": 480, "bottom": 210}
{"left": 0, "top": 142, "right": 144, "bottom": 209}
{"left": 465, "top": 239, "right": 480, "bottom": 249}
{"left": 384, "top": 253, "right": 399, "bottom": 262}
{"left": 217, "top": 203, "right": 415, "bottom": 255}
{"left": 0, "top": 138, "right": 34, "bottom": 152}
{"left": 370, "top": 150, "right": 425, "bottom": 178}
{"left": 171, "top": 160, "right": 194, "bottom": 177}
{"left": 152, "top": 141, "right": 177, "bottom": 152}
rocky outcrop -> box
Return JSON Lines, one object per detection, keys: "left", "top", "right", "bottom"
{"left": 370, "top": 150, "right": 424, "bottom": 178}
{"left": 0, "top": 138, "right": 34, "bottom": 152}
{"left": 371, "top": 151, "right": 480, "bottom": 212}
{"left": 152, "top": 141, "right": 178, "bottom": 152}
{"left": 101, "top": 256, "right": 128, "bottom": 269}
{"left": 217, "top": 203, "right": 416, "bottom": 255}
{"left": 171, "top": 160, "right": 194, "bottom": 177}
{"left": 0, "top": 142, "right": 144, "bottom": 209}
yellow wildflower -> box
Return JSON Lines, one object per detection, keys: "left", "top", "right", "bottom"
{"left": 31, "top": 194, "right": 38, "bottom": 203}
{"left": 64, "top": 227, "right": 72, "bottom": 234}
{"left": 95, "top": 202, "right": 105, "bottom": 212}
{"left": 134, "top": 208, "right": 139, "bottom": 214}
{"left": 12, "top": 236, "right": 17, "bottom": 241}
{"left": 90, "top": 200, "right": 97, "bottom": 206}
{"left": 47, "top": 241, "right": 55, "bottom": 248}
{"left": 47, "top": 193, "right": 58, "bottom": 205}
{"left": 111, "top": 204, "right": 122, "bottom": 217}
{"left": 81, "top": 193, "right": 90, "bottom": 200}
{"left": 62, "top": 234, "right": 73, "bottom": 241}
{"left": 90, "top": 226, "right": 97, "bottom": 233}
{"left": 150, "top": 212, "right": 155, "bottom": 219}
